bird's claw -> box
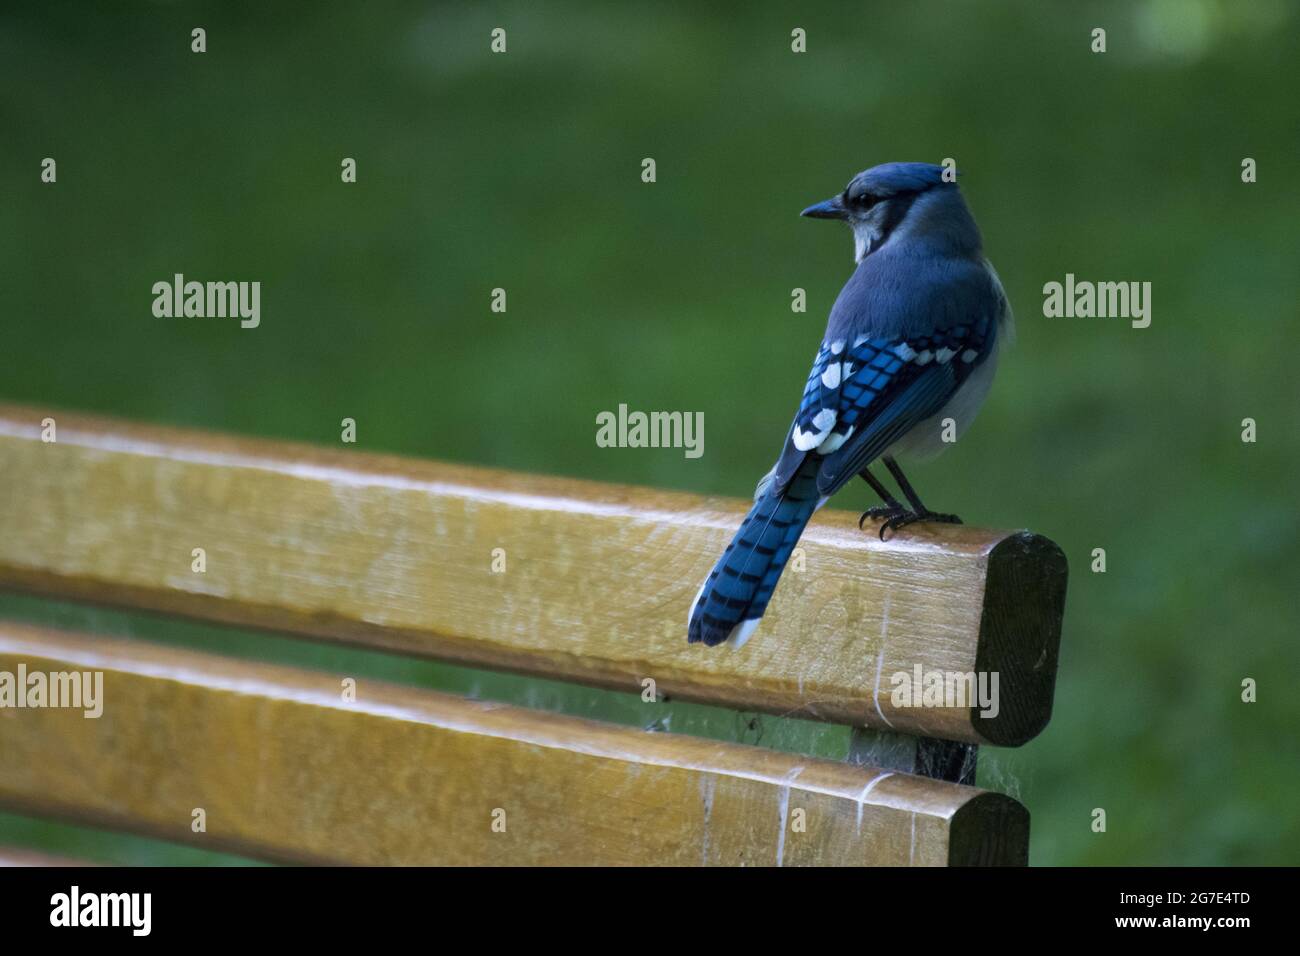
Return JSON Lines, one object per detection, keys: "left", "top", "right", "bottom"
{"left": 859, "top": 504, "right": 906, "bottom": 536}
{"left": 858, "top": 503, "right": 902, "bottom": 529}
{"left": 859, "top": 507, "right": 963, "bottom": 540}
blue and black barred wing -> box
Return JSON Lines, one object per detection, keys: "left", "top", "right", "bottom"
{"left": 770, "top": 316, "right": 997, "bottom": 498}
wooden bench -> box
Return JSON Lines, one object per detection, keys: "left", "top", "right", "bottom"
{"left": 0, "top": 404, "right": 1067, "bottom": 865}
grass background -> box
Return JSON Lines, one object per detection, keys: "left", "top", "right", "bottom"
{"left": 1, "top": 0, "right": 1297, "bottom": 865}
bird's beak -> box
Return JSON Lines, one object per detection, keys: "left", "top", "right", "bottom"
{"left": 800, "top": 195, "right": 846, "bottom": 220}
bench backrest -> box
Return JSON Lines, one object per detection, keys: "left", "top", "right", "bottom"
{"left": 0, "top": 405, "right": 1066, "bottom": 865}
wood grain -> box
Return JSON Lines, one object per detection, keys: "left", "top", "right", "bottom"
{"left": 0, "top": 405, "right": 1066, "bottom": 744}
{"left": 0, "top": 623, "right": 1028, "bottom": 865}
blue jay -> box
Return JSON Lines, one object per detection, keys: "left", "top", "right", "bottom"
{"left": 688, "top": 162, "right": 1012, "bottom": 648}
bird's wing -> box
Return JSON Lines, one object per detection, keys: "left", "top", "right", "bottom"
{"left": 768, "top": 339, "right": 839, "bottom": 491}
{"left": 770, "top": 316, "right": 996, "bottom": 497}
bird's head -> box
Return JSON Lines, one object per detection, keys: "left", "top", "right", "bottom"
{"left": 801, "top": 162, "right": 977, "bottom": 262}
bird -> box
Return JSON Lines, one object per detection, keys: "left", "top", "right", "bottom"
{"left": 688, "top": 162, "right": 1012, "bottom": 649}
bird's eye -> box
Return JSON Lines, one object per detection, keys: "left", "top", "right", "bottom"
{"left": 847, "top": 188, "right": 875, "bottom": 208}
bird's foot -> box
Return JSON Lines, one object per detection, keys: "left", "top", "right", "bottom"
{"left": 859, "top": 503, "right": 904, "bottom": 529}
{"left": 859, "top": 506, "right": 963, "bottom": 540}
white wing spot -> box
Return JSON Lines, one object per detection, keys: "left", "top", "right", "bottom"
{"left": 818, "top": 426, "right": 854, "bottom": 453}
{"left": 916, "top": 350, "right": 934, "bottom": 365}
{"left": 821, "top": 363, "right": 842, "bottom": 389}
{"left": 792, "top": 426, "right": 819, "bottom": 451}
{"left": 795, "top": 407, "right": 836, "bottom": 449}
{"left": 936, "top": 347, "right": 956, "bottom": 364}
{"left": 894, "top": 343, "right": 916, "bottom": 361}
{"left": 961, "top": 348, "right": 978, "bottom": 363}
{"left": 830, "top": 339, "right": 845, "bottom": 355}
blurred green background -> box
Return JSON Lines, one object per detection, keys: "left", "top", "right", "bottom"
{"left": 1, "top": 0, "right": 1297, "bottom": 865}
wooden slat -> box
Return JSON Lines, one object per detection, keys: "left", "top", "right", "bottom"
{"left": 0, "top": 405, "right": 1067, "bottom": 745}
{"left": 0, "top": 847, "right": 100, "bottom": 867}
{"left": 0, "top": 623, "right": 1028, "bottom": 865}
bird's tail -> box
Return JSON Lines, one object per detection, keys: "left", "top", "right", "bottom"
{"left": 688, "top": 457, "right": 821, "bottom": 648}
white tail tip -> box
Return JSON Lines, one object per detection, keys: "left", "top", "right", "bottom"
{"left": 725, "top": 618, "right": 760, "bottom": 650}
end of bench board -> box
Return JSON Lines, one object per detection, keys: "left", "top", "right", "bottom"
{"left": 976, "top": 532, "right": 1067, "bottom": 745}
{"left": 0, "top": 406, "right": 1066, "bottom": 745}
{"left": 0, "top": 623, "right": 1029, "bottom": 866}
